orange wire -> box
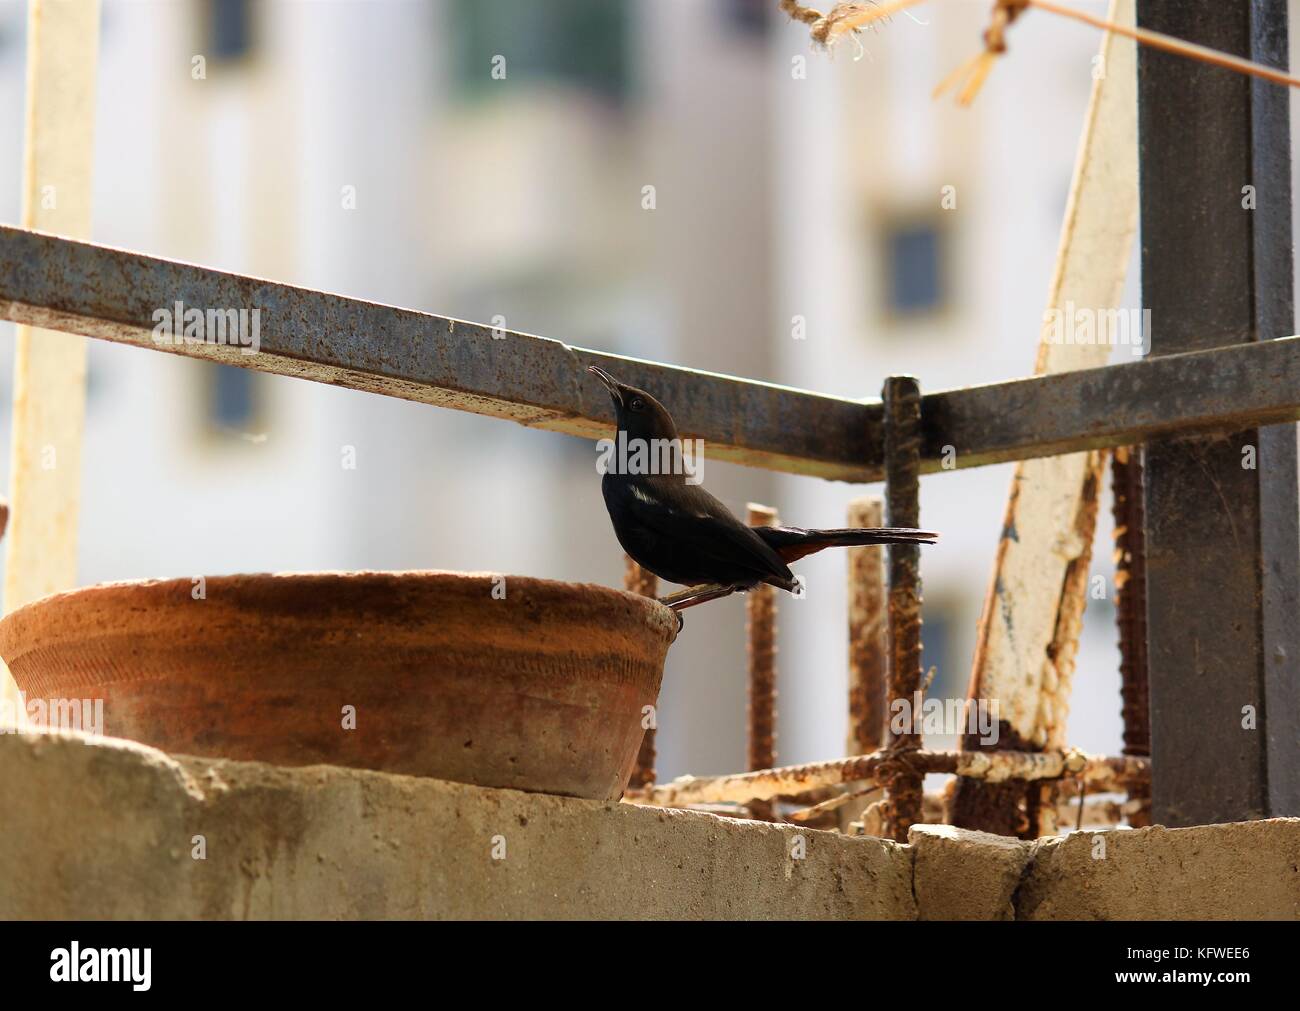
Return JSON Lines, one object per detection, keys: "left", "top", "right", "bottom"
{"left": 1029, "top": 0, "right": 1300, "bottom": 91}
{"left": 808, "top": 0, "right": 1300, "bottom": 102}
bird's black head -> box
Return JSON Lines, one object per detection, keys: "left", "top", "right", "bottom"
{"left": 588, "top": 365, "right": 679, "bottom": 442}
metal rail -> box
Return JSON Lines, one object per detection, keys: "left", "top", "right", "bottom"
{"left": 4, "top": 225, "right": 1300, "bottom": 483}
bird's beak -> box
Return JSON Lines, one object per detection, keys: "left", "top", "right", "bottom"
{"left": 587, "top": 365, "right": 624, "bottom": 407}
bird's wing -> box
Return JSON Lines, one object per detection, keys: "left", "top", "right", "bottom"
{"left": 624, "top": 479, "right": 795, "bottom": 586}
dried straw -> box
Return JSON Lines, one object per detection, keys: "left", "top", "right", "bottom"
{"left": 782, "top": 0, "right": 1300, "bottom": 106}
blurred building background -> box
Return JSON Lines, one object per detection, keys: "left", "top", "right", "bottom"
{"left": 0, "top": 0, "right": 1291, "bottom": 780}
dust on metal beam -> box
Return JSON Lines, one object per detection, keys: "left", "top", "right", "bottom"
{"left": 6, "top": 226, "right": 1300, "bottom": 481}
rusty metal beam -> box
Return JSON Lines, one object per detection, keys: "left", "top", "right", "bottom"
{"left": 917, "top": 338, "right": 1300, "bottom": 473}
{"left": 7, "top": 227, "right": 1300, "bottom": 482}
{"left": 0, "top": 226, "right": 867, "bottom": 480}
{"left": 1138, "top": 0, "right": 1300, "bottom": 824}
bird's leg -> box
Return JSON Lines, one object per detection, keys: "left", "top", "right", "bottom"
{"left": 658, "top": 582, "right": 739, "bottom": 611}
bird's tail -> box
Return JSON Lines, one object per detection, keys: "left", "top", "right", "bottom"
{"left": 755, "top": 526, "right": 938, "bottom": 563}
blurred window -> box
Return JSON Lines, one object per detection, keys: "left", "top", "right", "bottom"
{"left": 207, "top": 0, "right": 252, "bottom": 62}
{"left": 209, "top": 365, "right": 257, "bottom": 429}
{"left": 0, "top": 12, "right": 15, "bottom": 62}
{"left": 726, "top": 0, "right": 771, "bottom": 36}
{"left": 451, "top": 0, "right": 630, "bottom": 103}
{"left": 921, "top": 605, "right": 957, "bottom": 700}
{"left": 885, "top": 219, "right": 945, "bottom": 316}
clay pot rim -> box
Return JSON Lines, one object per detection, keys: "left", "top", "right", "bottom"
{"left": 0, "top": 570, "right": 676, "bottom": 798}
{"left": 0, "top": 570, "right": 679, "bottom": 645}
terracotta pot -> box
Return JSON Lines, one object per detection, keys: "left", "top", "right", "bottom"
{"left": 0, "top": 571, "right": 677, "bottom": 800}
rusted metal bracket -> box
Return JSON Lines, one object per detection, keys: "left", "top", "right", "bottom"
{"left": 7, "top": 226, "right": 1300, "bottom": 483}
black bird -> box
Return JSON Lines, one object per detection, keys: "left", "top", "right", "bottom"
{"left": 589, "top": 365, "right": 937, "bottom": 608}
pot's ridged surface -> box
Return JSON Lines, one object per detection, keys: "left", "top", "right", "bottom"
{"left": 0, "top": 572, "right": 678, "bottom": 800}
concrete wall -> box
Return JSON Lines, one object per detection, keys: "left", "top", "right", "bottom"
{"left": 0, "top": 730, "right": 914, "bottom": 919}
{"left": 1, "top": 730, "right": 1296, "bottom": 919}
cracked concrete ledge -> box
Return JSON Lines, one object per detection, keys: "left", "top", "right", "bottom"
{"left": 1014, "top": 818, "right": 1300, "bottom": 919}
{"left": 2, "top": 730, "right": 1297, "bottom": 919}
{"left": 0, "top": 729, "right": 914, "bottom": 920}
{"left": 909, "top": 819, "right": 1300, "bottom": 920}
{"left": 910, "top": 824, "right": 1031, "bottom": 920}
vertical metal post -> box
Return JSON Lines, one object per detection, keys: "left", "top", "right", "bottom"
{"left": 746, "top": 503, "right": 779, "bottom": 821}
{"left": 624, "top": 557, "right": 658, "bottom": 790}
{"left": 1138, "top": 0, "right": 1300, "bottom": 824}
{"left": 881, "top": 376, "right": 924, "bottom": 841}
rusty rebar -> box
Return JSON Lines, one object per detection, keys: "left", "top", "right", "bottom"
{"left": 786, "top": 785, "right": 882, "bottom": 825}
{"left": 1111, "top": 445, "right": 1151, "bottom": 827}
{"left": 627, "top": 748, "right": 1148, "bottom": 809}
{"left": 746, "top": 504, "right": 779, "bottom": 821}
{"left": 880, "top": 376, "right": 925, "bottom": 841}
{"left": 814, "top": 788, "right": 1144, "bottom": 836}
{"left": 1112, "top": 447, "right": 1150, "bottom": 757}
{"left": 624, "top": 556, "right": 659, "bottom": 790}
{"left": 846, "top": 496, "right": 887, "bottom": 756}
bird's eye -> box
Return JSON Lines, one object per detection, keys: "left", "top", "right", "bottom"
{"left": 631, "top": 398, "right": 645, "bottom": 411}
